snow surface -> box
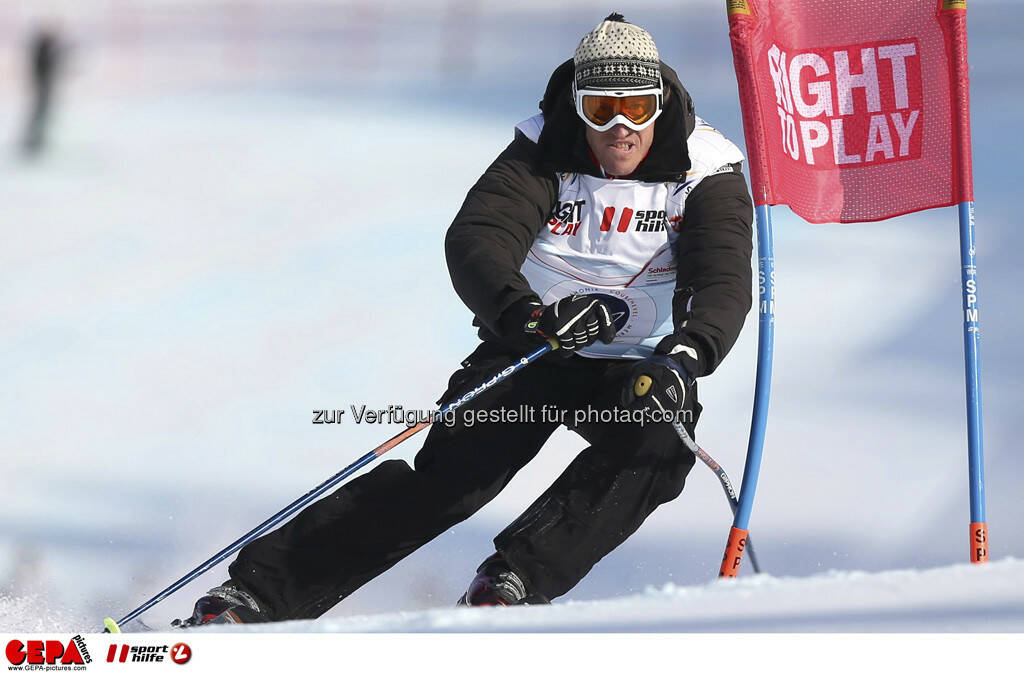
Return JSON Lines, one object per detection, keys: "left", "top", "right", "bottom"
{"left": 191, "top": 559, "right": 1024, "bottom": 633}
{"left": 4, "top": 559, "right": 1019, "bottom": 634}
{"left": 0, "top": 0, "right": 1022, "bottom": 636}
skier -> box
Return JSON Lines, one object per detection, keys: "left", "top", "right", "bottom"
{"left": 22, "top": 24, "right": 63, "bottom": 157}
{"left": 176, "top": 13, "right": 753, "bottom": 625}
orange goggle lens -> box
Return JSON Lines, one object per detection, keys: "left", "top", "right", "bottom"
{"left": 580, "top": 94, "right": 659, "bottom": 127}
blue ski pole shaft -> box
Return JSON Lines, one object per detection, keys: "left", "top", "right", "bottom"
{"left": 106, "top": 340, "right": 557, "bottom": 632}
{"left": 958, "top": 201, "right": 987, "bottom": 563}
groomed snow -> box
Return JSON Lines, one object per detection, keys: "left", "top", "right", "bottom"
{"left": 189, "top": 559, "right": 1024, "bottom": 633}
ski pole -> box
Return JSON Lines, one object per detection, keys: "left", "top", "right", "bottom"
{"left": 635, "top": 374, "right": 762, "bottom": 574}
{"left": 104, "top": 339, "right": 559, "bottom": 633}
{"left": 667, "top": 416, "right": 762, "bottom": 574}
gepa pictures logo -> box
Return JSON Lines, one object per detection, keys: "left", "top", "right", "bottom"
{"left": 6, "top": 635, "right": 91, "bottom": 669}
{"left": 766, "top": 39, "right": 923, "bottom": 167}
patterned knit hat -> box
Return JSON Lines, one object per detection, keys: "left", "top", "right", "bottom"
{"left": 573, "top": 13, "right": 661, "bottom": 91}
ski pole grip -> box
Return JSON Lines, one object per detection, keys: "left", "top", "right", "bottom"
{"left": 634, "top": 356, "right": 689, "bottom": 398}
{"left": 523, "top": 318, "right": 560, "bottom": 352}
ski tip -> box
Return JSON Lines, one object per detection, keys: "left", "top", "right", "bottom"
{"left": 103, "top": 617, "right": 121, "bottom": 634}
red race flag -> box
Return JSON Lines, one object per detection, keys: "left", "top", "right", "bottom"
{"left": 727, "top": 0, "right": 973, "bottom": 223}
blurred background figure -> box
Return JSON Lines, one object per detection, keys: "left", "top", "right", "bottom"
{"left": 22, "top": 23, "right": 64, "bottom": 157}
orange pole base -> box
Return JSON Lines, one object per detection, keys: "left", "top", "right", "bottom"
{"left": 970, "top": 522, "right": 989, "bottom": 563}
{"left": 719, "top": 526, "right": 749, "bottom": 578}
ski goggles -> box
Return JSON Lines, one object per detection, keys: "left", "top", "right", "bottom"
{"left": 573, "top": 85, "right": 664, "bottom": 132}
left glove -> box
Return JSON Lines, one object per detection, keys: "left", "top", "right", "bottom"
{"left": 621, "top": 354, "right": 692, "bottom": 416}
{"left": 527, "top": 294, "right": 617, "bottom": 356}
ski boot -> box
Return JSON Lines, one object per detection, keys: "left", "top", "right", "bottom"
{"left": 171, "top": 584, "right": 269, "bottom": 627}
{"left": 457, "top": 554, "right": 549, "bottom": 606}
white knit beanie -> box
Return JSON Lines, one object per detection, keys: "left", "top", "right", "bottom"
{"left": 573, "top": 13, "right": 661, "bottom": 91}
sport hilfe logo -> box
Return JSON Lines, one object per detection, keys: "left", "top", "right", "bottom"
{"left": 170, "top": 643, "right": 191, "bottom": 665}
{"left": 6, "top": 636, "right": 91, "bottom": 666}
{"left": 598, "top": 207, "right": 669, "bottom": 234}
{"left": 105, "top": 642, "right": 191, "bottom": 664}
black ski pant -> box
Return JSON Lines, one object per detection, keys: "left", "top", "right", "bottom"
{"left": 229, "top": 342, "right": 699, "bottom": 620}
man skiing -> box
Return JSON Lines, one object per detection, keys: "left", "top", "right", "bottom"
{"left": 22, "top": 24, "right": 63, "bottom": 157}
{"left": 177, "top": 13, "right": 752, "bottom": 625}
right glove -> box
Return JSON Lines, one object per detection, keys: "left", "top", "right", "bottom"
{"left": 620, "top": 354, "right": 692, "bottom": 417}
{"left": 526, "top": 295, "right": 617, "bottom": 356}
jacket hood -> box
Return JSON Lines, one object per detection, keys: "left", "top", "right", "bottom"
{"left": 535, "top": 58, "right": 696, "bottom": 182}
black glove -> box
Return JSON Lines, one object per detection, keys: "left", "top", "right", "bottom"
{"left": 526, "top": 295, "right": 617, "bottom": 356}
{"left": 651, "top": 332, "right": 702, "bottom": 376}
{"left": 621, "top": 354, "right": 693, "bottom": 416}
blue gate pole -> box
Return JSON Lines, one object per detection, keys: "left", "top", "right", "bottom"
{"left": 959, "top": 201, "right": 988, "bottom": 563}
{"left": 720, "top": 203, "right": 774, "bottom": 577}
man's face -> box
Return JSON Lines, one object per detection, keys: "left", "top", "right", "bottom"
{"left": 585, "top": 122, "right": 655, "bottom": 177}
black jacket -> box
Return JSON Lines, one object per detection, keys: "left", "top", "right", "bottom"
{"left": 445, "top": 60, "right": 753, "bottom": 377}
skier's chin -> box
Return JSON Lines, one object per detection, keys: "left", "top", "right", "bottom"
{"left": 586, "top": 123, "right": 654, "bottom": 177}
{"left": 597, "top": 150, "right": 643, "bottom": 176}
